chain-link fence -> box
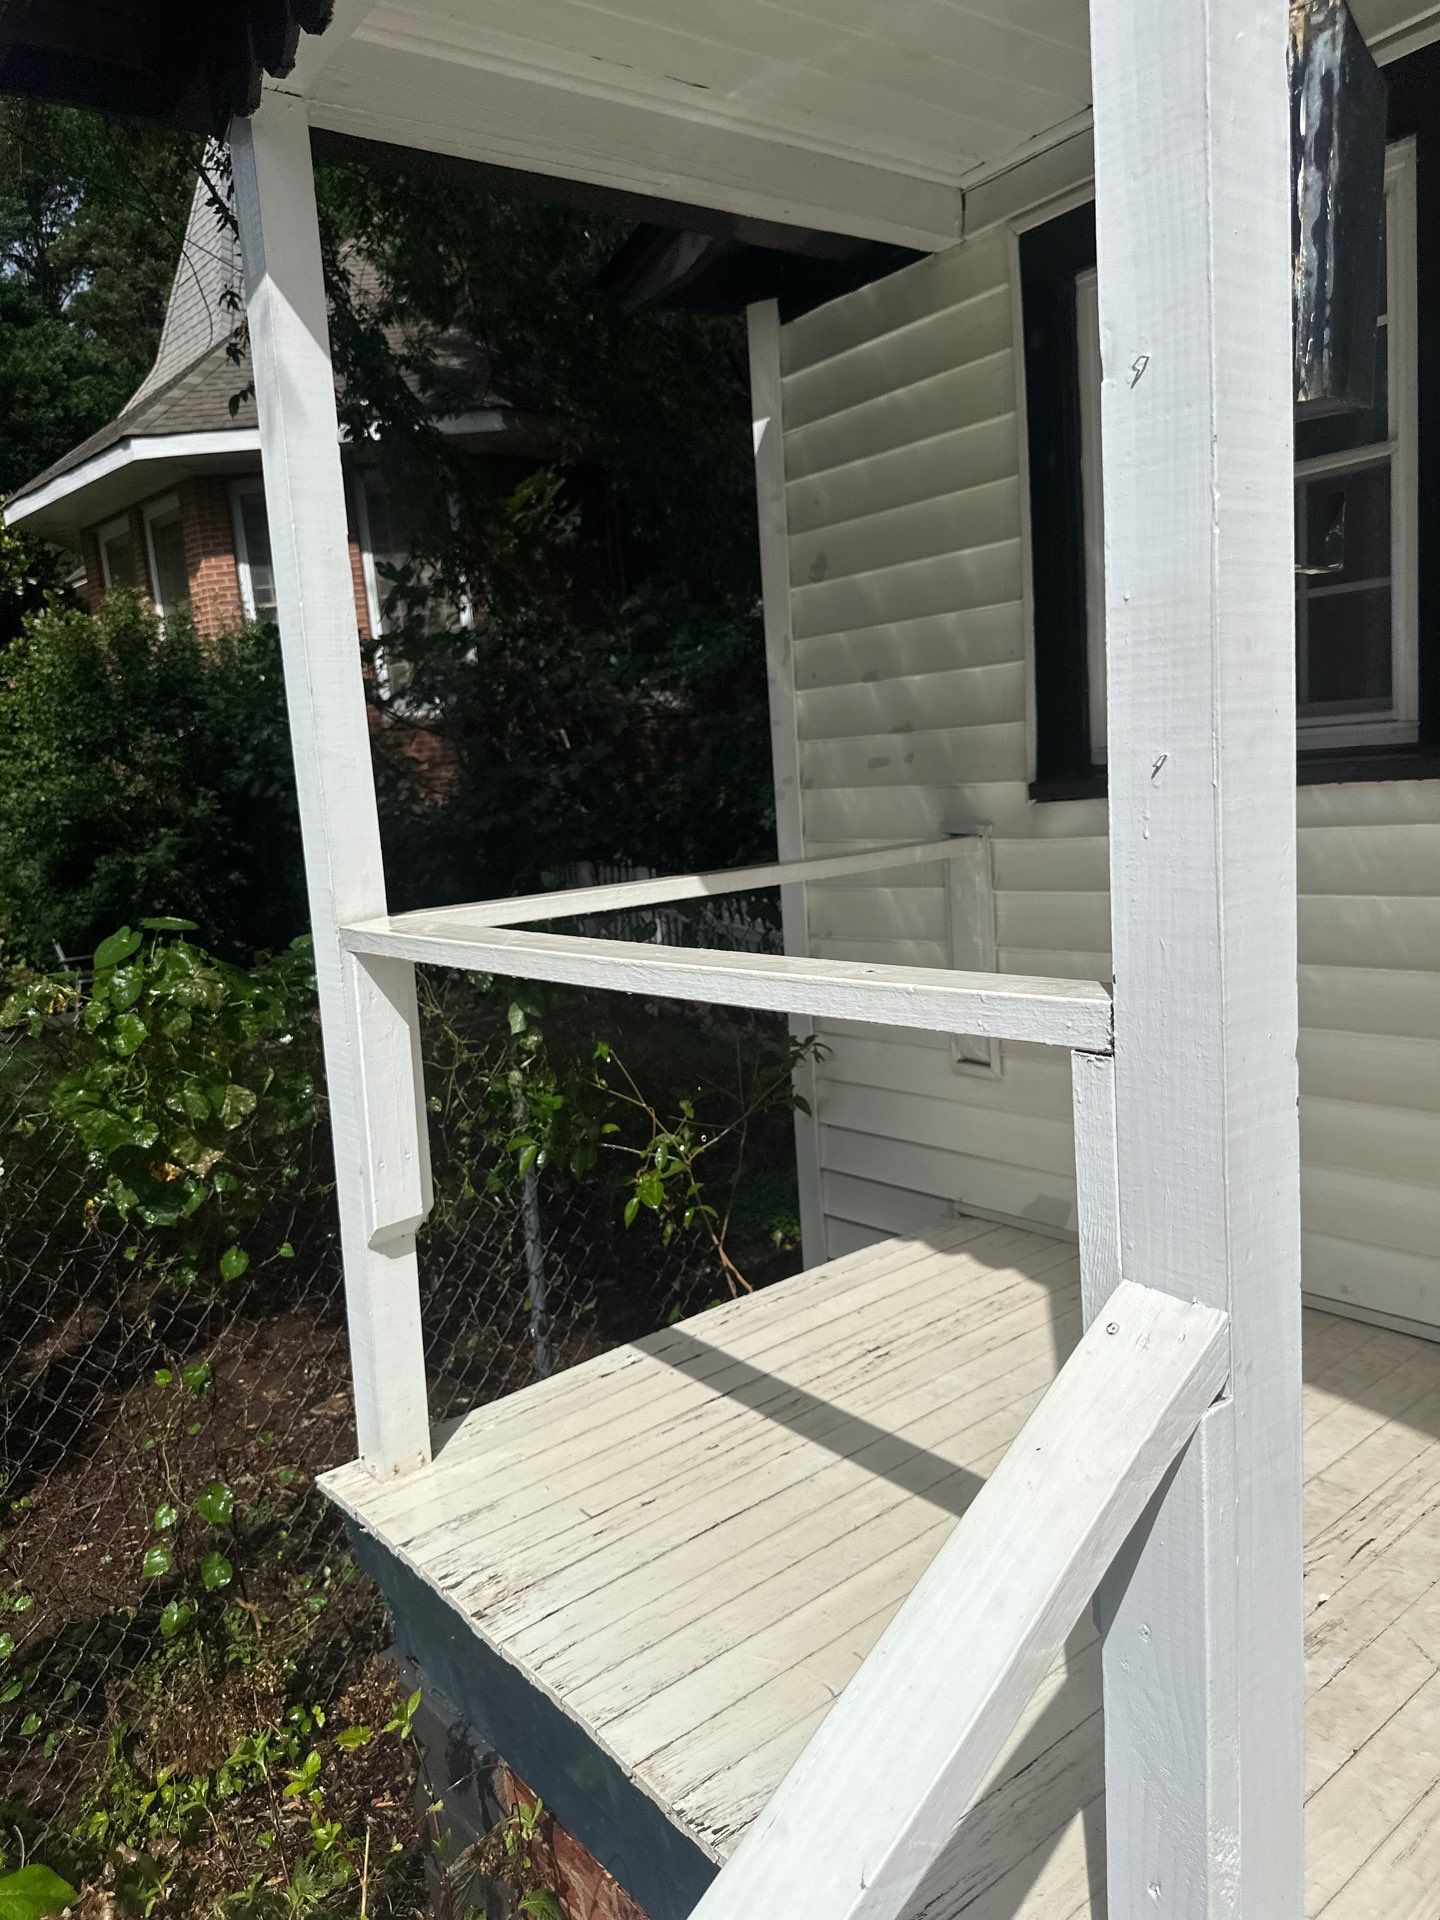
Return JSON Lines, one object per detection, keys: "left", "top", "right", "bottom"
{"left": 0, "top": 951, "right": 798, "bottom": 1913}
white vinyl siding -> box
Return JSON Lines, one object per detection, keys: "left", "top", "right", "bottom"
{"left": 773, "top": 226, "right": 1440, "bottom": 1332}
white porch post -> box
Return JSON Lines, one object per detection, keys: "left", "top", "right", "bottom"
{"left": 748, "top": 300, "right": 825, "bottom": 1266}
{"left": 1089, "top": 0, "right": 1304, "bottom": 1913}
{"left": 231, "top": 96, "right": 432, "bottom": 1478}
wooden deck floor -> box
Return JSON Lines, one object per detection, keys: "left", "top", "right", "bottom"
{"left": 323, "top": 1218, "right": 1440, "bottom": 1919}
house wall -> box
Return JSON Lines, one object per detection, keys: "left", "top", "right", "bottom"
{"left": 773, "top": 222, "right": 1440, "bottom": 1331}
{"left": 77, "top": 475, "right": 375, "bottom": 642}
{"left": 176, "top": 476, "right": 245, "bottom": 633}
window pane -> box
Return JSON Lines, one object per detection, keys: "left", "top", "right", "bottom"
{"left": 101, "top": 530, "right": 139, "bottom": 590}
{"left": 148, "top": 510, "right": 190, "bottom": 619}
{"left": 1299, "top": 461, "right": 1390, "bottom": 587}
{"left": 363, "top": 474, "right": 464, "bottom": 637}
{"left": 238, "top": 493, "right": 277, "bottom": 620}
{"left": 1301, "top": 584, "right": 1392, "bottom": 713}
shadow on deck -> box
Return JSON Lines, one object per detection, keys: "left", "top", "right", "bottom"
{"left": 323, "top": 1218, "right": 1440, "bottom": 1919}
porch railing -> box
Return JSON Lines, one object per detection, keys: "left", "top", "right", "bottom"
{"left": 333, "top": 837, "right": 1228, "bottom": 1920}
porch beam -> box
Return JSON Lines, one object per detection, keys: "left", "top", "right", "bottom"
{"left": 231, "top": 97, "right": 432, "bottom": 1479}
{"left": 687, "top": 1280, "right": 1230, "bottom": 1920}
{"left": 339, "top": 918, "right": 1114, "bottom": 1052}
{"left": 1090, "top": 0, "right": 1304, "bottom": 1912}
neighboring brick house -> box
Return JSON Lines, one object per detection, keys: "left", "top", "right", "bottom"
{"left": 5, "top": 173, "right": 555, "bottom": 653}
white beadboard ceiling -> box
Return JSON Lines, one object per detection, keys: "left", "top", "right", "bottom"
{"left": 285, "top": 0, "right": 1440, "bottom": 249}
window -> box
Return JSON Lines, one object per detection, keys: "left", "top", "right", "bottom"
{"left": 142, "top": 497, "right": 191, "bottom": 624}
{"left": 97, "top": 516, "right": 140, "bottom": 593}
{"left": 1025, "top": 138, "right": 1426, "bottom": 783}
{"left": 231, "top": 482, "right": 278, "bottom": 623}
{"left": 352, "top": 470, "right": 472, "bottom": 704}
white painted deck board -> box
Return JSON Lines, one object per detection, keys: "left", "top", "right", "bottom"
{"left": 324, "top": 1224, "right": 1440, "bottom": 1915}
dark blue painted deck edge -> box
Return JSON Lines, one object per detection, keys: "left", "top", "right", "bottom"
{"left": 345, "top": 1522, "right": 720, "bottom": 1920}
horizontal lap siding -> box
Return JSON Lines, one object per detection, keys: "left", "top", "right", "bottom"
{"left": 777, "top": 234, "right": 1440, "bottom": 1328}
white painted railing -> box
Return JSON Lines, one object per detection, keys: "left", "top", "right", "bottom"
{"left": 687, "top": 1281, "right": 1228, "bottom": 1920}
{"left": 340, "top": 842, "right": 1113, "bottom": 1054}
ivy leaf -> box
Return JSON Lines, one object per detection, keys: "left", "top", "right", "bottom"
{"left": 139, "top": 917, "right": 199, "bottom": 932}
{"left": 0, "top": 1635, "right": 12, "bottom": 1661}
{"left": 201, "top": 1551, "right": 234, "bottom": 1592}
{"left": 516, "top": 1142, "right": 540, "bottom": 1177}
{"left": 217, "top": 1084, "right": 258, "bottom": 1130}
{"left": 219, "top": 1246, "right": 250, "bottom": 1281}
{"left": 108, "top": 965, "right": 144, "bottom": 1011}
{"left": 94, "top": 927, "right": 142, "bottom": 970}
{"left": 277, "top": 1242, "right": 295, "bottom": 1260}
{"left": 111, "top": 1013, "right": 148, "bottom": 1056}
{"left": 623, "top": 1195, "right": 640, "bottom": 1228}
{"left": 182, "top": 1359, "right": 213, "bottom": 1396}
{"left": 158, "top": 1599, "right": 195, "bottom": 1640}
{"left": 194, "top": 1481, "right": 234, "bottom": 1527}
{"left": 518, "top": 1895, "right": 566, "bottom": 1920}
{"left": 0, "top": 1866, "right": 77, "bottom": 1920}
{"left": 507, "top": 1002, "right": 528, "bottom": 1035}
{"left": 141, "top": 1544, "right": 173, "bottom": 1579}
{"left": 153, "top": 1503, "right": 179, "bottom": 1531}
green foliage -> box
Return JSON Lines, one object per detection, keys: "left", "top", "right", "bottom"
{"left": 307, "top": 146, "right": 773, "bottom": 897}
{"left": 0, "top": 99, "right": 198, "bottom": 496}
{"left": 378, "top": 571, "right": 774, "bottom": 908}
{"left": 0, "top": 1864, "right": 77, "bottom": 1920}
{"left": 314, "top": 155, "right": 756, "bottom": 601}
{"left": 424, "top": 979, "right": 817, "bottom": 1296}
{"left": 1, "top": 923, "right": 322, "bottom": 1253}
{"left": 0, "top": 595, "right": 305, "bottom": 963}
{"left": 0, "top": 524, "right": 67, "bottom": 652}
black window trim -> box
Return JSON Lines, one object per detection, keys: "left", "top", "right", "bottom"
{"left": 1022, "top": 42, "right": 1440, "bottom": 800}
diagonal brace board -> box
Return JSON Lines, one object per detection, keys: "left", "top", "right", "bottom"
{"left": 339, "top": 918, "right": 1113, "bottom": 1052}
{"left": 686, "top": 1280, "right": 1229, "bottom": 1920}
{"left": 421, "top": 839, "right": 978, "bottom": 928}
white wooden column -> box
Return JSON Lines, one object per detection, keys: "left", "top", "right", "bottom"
{"left": 748, "top": 300, "right": 825, "bottom": 1265}
{"left": 1089, "top": 0, "right": 1304, "bottom": 1913}
{"left": 231, "top": 95, "right": 431, "bottom": 1478}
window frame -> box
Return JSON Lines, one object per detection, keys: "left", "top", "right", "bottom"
{"left": 352, "top": 467, "right": 473, "bottom": 706}
{"left": 1022, "top": 132, "right": 1435, "bottom": 793}
{"left": 96, "top": 513, "right": 139, "bottom": 593}
{"left": 229, "top": 478, "right": 275, "bottom": 624}
{"left": 140, "top": 493, "right": 189, "bottom": 623}
{"left": 1291, "top": 137, "right": 1419, "bottom": 752}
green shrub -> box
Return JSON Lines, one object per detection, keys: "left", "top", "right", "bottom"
{"left": 0, "top": 594, "right": 304, "bottom": 965}
{"left": 1, "top": 923, "right": 324, "bottom": 1277}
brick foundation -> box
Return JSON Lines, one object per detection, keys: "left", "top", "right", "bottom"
{"left": 400, "top": 1664, "right": 654, "bottom": 1920}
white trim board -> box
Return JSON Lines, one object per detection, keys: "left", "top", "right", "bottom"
{"left": 5, "top": 430, "right": 264, "bottom": 529}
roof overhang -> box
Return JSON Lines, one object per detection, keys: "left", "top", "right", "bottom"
{"left": 5, "top": 430, "right": 265, "bottom": 544}
{"left": 4, "top": 412, "right": 562, "bottom": 548}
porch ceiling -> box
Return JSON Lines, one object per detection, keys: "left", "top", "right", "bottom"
{"left": 282, "top": 0, "right": 1094, "bottom": 250}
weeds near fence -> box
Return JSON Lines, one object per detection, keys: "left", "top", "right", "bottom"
{"left": 0, "top": 921, "right": 803, "bottom": 1915}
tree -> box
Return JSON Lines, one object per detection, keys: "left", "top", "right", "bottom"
{"left": 0, "top": 595, "right": 304, "bottom": 964}
{"left": 310, "top": 149, "right": 775, "bottom": 898}
{"left": 0, "top": 99, "right": 199, "bottom": 496}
